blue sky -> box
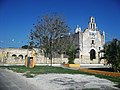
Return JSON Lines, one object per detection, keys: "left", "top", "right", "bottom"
{"left": 0, "top": 0, "right": 120, "bottom": 48}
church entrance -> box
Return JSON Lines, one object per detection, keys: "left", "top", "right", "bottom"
{"left": 90, "top": 49, "right": 96, "bottom": 60}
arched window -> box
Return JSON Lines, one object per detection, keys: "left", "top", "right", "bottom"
{"left": 18, "top": 55, "right": 23, "bottom": 59}
{"left": 90, "top": 49, "right": 96, "bottom": 60}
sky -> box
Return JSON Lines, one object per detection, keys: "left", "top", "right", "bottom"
{"left": 0, "top": 0, "right": 120, "bottom": 48}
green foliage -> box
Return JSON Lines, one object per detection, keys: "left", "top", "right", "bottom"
{"left": 103, "top": 39, "right": 120, "bottom": 72}
{"left": 1, "top": 66, "right": 89, "bottom": 74}
{"left": 21, "top": 41, "right": 35, "bottom": 49}
{"left": 66, "top": 44, "right": 77, "bottom": 64}
{"left": 21, "top": 45, "right": 28, "bottom": 49}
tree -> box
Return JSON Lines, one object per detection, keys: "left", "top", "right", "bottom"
{"left": 64, "top": 33, "right": 78, "bottom": 64}
{"left": 53, "top": 35, "right": 71, "bottom": 64}
{"left": 103, "top": 39, "right": 120, "bottom": 72}
{"left": 21, "top": 45, "right": 28, "bottom": 49}
{"left": 21, "top": 41, "right": 34, "bottom": 49}
{"left": 30, "top": 13, "right": 70, "bottom": 65}
{"left": 66, "top": 44, "right": 77, "bottom": 64}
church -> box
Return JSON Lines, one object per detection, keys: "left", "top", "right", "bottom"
{"left": 0, "top": 16, "right": 105, "bottom": 65}
{"left": 73, "top": 16, "right": 105, "bottom": 64}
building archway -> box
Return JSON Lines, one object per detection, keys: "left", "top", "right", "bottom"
{"left": 90, "top": 49, "right": 96, "bottom": 60}
{"left": 18, "top": 55, "right": 23, "bottom": 59}
{"left": 12, "top": 54, "right": 17, "bottom": 59}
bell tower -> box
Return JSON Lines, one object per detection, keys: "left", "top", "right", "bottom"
{"left": 88, "top": 17, "right": 96, "bottom": 30}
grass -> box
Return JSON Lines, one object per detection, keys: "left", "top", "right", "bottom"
{"left": 0, "top": 65, "right": 120, "bottom": 88}
{"left": 0, "top": 65, "right": 90, "bottom": 74}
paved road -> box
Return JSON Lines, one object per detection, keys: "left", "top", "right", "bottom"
{"left": 0, "top": 68, "right": 39, "bottom": 90}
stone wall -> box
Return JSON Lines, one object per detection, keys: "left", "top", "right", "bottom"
{"left": 0, "top": 48, "right": 105, "bottom": 64}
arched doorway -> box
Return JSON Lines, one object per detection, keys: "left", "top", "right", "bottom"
{"left": 90, "top": 49, "right": 96, "bottom": 60}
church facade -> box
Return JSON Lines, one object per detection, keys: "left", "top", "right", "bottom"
{"left": 73, "top": 16, "right": 105, "bottom": 64}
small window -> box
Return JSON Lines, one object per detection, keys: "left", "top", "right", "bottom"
{"left": 99, "top": 47, "right": 101, "bottom": 50}
{"left": 92, "top": 40, "right": 94, "bottom": 44}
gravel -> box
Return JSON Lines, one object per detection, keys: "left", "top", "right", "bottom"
{"left": 26, "top": 74, "right": 118, "bottom": 90}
